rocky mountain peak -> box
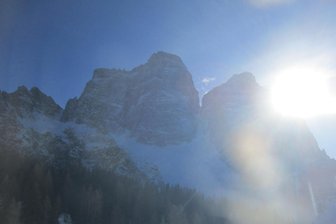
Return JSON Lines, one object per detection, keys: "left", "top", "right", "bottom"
{"left": 226, "top": 72, "right": 257, "bottom": 87}
{"left": 146, "top": 51, "right": 185, "bottom": 68}
{"left": 0, "top": 86, "right": 62, "bottom": 118}
{"left": 62, "top": 51, "right": 199, "bottom": 145}
{"left": 16, "top": 85, "right": 30, "bottom": 95}
{"left": 202, "top": 72, "right": 262, "bottom": 110}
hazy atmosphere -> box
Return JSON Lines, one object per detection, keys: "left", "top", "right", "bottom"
{"left": 1, "top": 1, "right": 336, "bottom": 223}
{"left": 1, "top": 0, "right": 335, "bottom": 158}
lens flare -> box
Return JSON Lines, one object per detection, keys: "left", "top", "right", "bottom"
{"left": 271, "top": 66, "right": 336, "bottom": 118}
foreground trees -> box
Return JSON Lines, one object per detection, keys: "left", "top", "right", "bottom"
{"left": 0, "top": 147, "right": 228, "bottom": 224}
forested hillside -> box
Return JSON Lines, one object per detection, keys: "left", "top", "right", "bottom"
{"left": 0, "top": 147, "right": 229, "bottom": 224}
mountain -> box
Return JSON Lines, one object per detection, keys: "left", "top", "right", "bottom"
{"left": 0, "top": 86, "right": 140, "bottom": 177}
{"left": 201, "top": 72, "right": 265, "bottom": 150}
{"left": 202, "top": 71, "right": 326, "bottom": 166}
{"left": 62, "top": 52, "right": 199, "bottom": 145}
{"left": 1, "top": 51, "right": 336, "bottom": 223}
{"left": 0, "top": 86, "right": 62, "bottom": 149}
{"left": 0, "top": 86, "right": 62, "bottom": 118}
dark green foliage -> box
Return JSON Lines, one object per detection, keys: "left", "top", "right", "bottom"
{"left": 0, "top": 147, "right": 229, "bottom": 224}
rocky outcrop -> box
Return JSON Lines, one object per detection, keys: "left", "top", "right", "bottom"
{"left": 0, "top": 86, "right": 62, "bottom": 119}
{"left": 0, "top": 86, "right": 63, "bottom": 148}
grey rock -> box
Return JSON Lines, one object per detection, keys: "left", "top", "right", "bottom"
{"left": 0, "top": 86, "right": 62, "bottom": 119}
{"left": 62, "top": 68, "right": 130, "bottom": 132}
{"left": 123, "top": 52, "right": 199, "bottom": 145}
{"left": 0, "top": 86, "right": 63, "bottom": 151}
{"left": 62, "top": 52, "right": 199, "bottom": 145}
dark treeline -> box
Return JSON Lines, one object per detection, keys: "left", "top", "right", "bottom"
{"left": 0, "top": 146, "right": 229, "bottom": 224}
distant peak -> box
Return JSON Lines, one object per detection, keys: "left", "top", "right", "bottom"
{"left": 15, "top": 86, "right": 47, "bottom": 98}
{"left": 226, "top": 72, "right": 257, "bottom": 86}
{"left": 147, "top": 51, "right": 184, "bottom": 65}
{"left": 16, "top": 86, "right": 30, "bottom": 95}
{"left": 30, "top": 87, "right": 43, "bottom": 95}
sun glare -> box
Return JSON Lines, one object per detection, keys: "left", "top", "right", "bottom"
{"left": 271, "top": 66, "right": 336, "bottom": 118}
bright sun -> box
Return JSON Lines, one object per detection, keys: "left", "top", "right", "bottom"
{"left": 271, "top": 66, "right": 336, "bottom": 118}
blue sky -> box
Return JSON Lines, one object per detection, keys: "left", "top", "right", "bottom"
{"left": 0, "top": 0, "right": 335, "bottom": 156}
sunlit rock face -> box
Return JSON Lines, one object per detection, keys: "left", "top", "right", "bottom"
{"left": 202, "top": 72, "right": 323, "bottom": 159}
{"left": 201, "top": 72, "right": 265, "bottom": 150}
{"left": 62, "top": 52, "right": 199, "bottom": 145}
{"left": 202, "top": 72, "right": 264, "bottom": 117}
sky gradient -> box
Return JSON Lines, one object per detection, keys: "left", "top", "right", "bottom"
{"left": 0, "top": 0, "right": 335, "bottom": 156}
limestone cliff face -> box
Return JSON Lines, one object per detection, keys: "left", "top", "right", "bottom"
{"left": 62, "top": 52, "right": 200, "bottom": 145}
{"left": 122, "top": 52, "right": 199, "bottom": 145}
